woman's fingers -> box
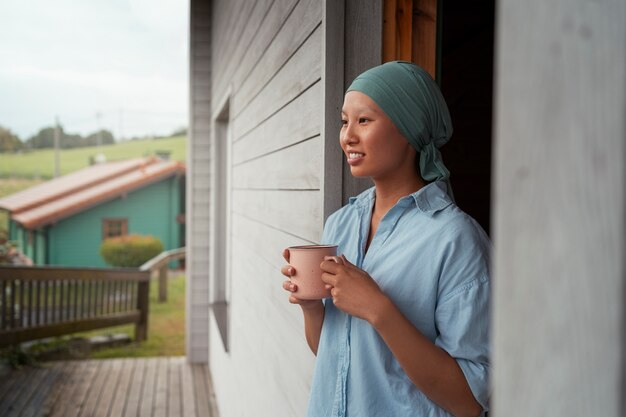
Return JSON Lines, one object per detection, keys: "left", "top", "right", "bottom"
{"left": 282, "top": 280, "right": 297, "bottom": 292}
{"left": 320, "top": 259, "right": 343, "bottom": 274}
{"left": 283, "top": 280, "right": 305, "bottom": 304}
{"left": 324, "top": 255, "right": 344, "bottom": 264}
{"left": 340, "top": 254, "right": 355, "bottom": 268}
{"left": 281, "top": 264, "right": 295, "bottom": 277}
{"left": 280, "top": 248, "right": 294, "bottom": 277}
{"left": 321, "top": 272, "right": 338, "bottom": 286}
{"left": 289, "top": 294, "right": 321, "bottom": 308}
{"left": 289, "top": 295, "right": 302, "bottom": 304}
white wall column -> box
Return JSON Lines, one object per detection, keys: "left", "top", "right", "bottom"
{"left": 492, "top": 0, "right": 626, "bottom": 415}
{"left": 186, "top": 0, "right": 211, "bottom": 364}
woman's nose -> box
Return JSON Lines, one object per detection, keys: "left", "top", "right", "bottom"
{"left": 341, "top": 124, "right": 358, "bottom": 145}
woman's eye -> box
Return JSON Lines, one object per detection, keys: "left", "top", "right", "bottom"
{"left": 341, "top": 119, "right": 348, "bottom": 126}
{"left": 359, "top": 118, "right": 369, "bottom": 123}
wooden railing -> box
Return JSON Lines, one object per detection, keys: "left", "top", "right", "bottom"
{"left": 0, "top": 266, "right": 150, "bottom": 348}
{"left": 140, "top": 247, "right": 186, "bottom": 302}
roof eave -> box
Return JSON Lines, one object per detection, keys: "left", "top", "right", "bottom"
{"left": 14, "top": 166, "right": 184, "bottom": 230}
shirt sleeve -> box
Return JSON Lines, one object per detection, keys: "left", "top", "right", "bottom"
{"left": 433, "top": 215, "right": 491, "bottom": 411}
{"left": 434, "top": 278, "right": 490, "bottom": 411}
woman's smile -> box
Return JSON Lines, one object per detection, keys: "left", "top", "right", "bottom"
{"left": 347, "top": 152, "right": 365, "bottom": 165}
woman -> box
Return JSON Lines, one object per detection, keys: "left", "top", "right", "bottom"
{"left": 281, "top": 61, "right": 490, "bottom": 417}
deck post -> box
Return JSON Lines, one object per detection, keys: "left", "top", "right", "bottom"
{"left": 135, "top": 279, "right": 150, "bottom": 342}
{"left": 158, "top": 266, "right": 167, "bottom": 302}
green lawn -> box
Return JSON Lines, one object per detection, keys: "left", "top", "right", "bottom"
{"left": 0, "top": 178, "right": 45, "bottom": 200}
{"left": 0, "top": 136, "right": 187, "bottom": 180}
{"left": 75, "top": 272, "right": 186, "bottom": 358}
{"left": 0, "top": 210, "right": 8, "bottom": 232}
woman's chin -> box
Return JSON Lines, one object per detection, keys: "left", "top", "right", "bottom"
{"left": 349, "top": 167, "right": 370, "bottom": 178}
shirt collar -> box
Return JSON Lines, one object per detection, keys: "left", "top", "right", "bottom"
{"left": 348, "top": 181, "right": 452, "bottom": 214}
{"left": 348, "top": 187, "right": 376, "bottom": 208}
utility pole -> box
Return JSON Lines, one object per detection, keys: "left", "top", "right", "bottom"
{"left": 96, "top": 111, "right": 102, "bottom": 148}
{"left": 118, "top": 108, "right": 124, "bottom": 141}
{"left": 54, "top": 116, "right": 61, "bottom": 177}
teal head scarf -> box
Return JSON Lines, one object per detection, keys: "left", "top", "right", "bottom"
{"left": 346, "top": 61, "right": 454, "bottom": 199}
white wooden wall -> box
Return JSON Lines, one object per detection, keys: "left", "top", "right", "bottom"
{"left": 208, "top": 0, "right": 324, "bottom": 415}
{"left": 188, "top": 0, "right": 385, "bottom": 414}
{"left": 187, "top": 0, "right": 212, "bottom": 364}
{"left": 492, "top": 0, "right": 626, "bottom": 415}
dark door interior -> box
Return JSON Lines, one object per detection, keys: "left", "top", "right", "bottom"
{"left": 342, "top": 0, "right": 495, "bottom": 235}
{"left": 439, "top": 0, "right": 495, "bottom": 234}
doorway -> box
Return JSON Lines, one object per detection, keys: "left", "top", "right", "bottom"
{"left": 439, "top": 0, "right": 495, "bottom": 234}
{"left": 343, "top": 0, "right": 496, "bottom": 234}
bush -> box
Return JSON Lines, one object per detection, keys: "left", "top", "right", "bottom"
{"left": 100, "top": 234, "right": 163, "bottom": 267}
{"left": 0, "top": 230, "right": 31, "bottom": 266}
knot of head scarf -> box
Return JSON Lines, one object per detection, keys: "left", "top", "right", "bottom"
{"left": 346, "top": 61, "right": 454, "bottom": 199}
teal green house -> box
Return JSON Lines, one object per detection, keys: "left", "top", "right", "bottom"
{"left": 0, "top": 157, "right": 185, "bottom": 267}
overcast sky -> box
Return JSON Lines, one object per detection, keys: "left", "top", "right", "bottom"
{"left": 0, "top": 0, "right": 189, "bottom": 140}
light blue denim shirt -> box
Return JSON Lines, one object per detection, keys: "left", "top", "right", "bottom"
{"left": 307, "top": 181, "right": 490, "bottom": 417}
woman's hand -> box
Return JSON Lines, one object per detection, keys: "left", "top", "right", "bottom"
{"left": 281, "top": 248, "right": 325, "bottom": 354}
{"left": 320, "top": 255, "right": 389, "bottom": 323}
{"left": 281, "top": 248, "right": 323, "bottom": 311}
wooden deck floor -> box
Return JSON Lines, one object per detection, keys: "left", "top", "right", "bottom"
{"left": 0, "top": 357, "right": 219, "bottom": 417}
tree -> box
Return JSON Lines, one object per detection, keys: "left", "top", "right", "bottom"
{"left": 85, "top": 129, "right": 115, "bottom": 147}
{"left": 169, "top": 126, "right": 187, "bottom": 137}
{"left": 61, "top": 133, "right": 84, "bottom": 149}
{"left": 26, "top": 126, "right": 58, "bottom": 149}
{"left": 26, "top": 126, "right": 116, "bottom": 149}
{"left": 0, "top": 126, "right": 23, "bottom": 152}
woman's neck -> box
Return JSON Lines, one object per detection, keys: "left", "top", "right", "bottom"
{"left": 364, "top": 173, "right": 425, "bottom": 253}
{"left": 372, "top": 173, "right": 426, "bottom": 216}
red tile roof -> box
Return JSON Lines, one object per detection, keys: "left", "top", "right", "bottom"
{"left": 0, "top": 158, "right": 185, "bottom": 230}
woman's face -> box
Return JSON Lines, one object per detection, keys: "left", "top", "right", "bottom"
{"left": 340, "top": 91, "right": 417, "bottom": 181}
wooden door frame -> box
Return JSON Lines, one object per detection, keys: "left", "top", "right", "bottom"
{"left": 322, "top": 0, "right": 383, "bottom": 223}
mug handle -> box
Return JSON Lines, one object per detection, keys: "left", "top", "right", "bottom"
{"left": 324, "top": 255, "right": 344, "bottom": 265}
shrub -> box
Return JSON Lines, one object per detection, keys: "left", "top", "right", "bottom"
{"left": 100, "top": 234, "right": 163, "bottom": 267}
{"left": 0, "top": 229, "right": 11, "bottom": 265}
{"left": 0, "top": 230, "right": 31, "bottom": 266}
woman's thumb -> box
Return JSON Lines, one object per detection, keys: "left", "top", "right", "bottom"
{"left": 340, "top": 254, "right": 354, "bottom": 267}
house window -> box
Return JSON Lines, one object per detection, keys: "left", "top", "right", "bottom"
{"left": 102, "top": 218, "right": 128, "bottom": 240}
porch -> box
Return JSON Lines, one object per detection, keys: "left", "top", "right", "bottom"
{"left": 0, "top": 356, "right": 219, "bottom": 417}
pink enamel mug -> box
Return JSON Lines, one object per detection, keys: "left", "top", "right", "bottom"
{"left": 288, "top": 245, "right": 341, "bottom": 300}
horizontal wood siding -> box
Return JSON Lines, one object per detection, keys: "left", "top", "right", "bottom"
{"left": 232, "top": 25, "right": 322, "bottom": 140}
{"left": 187, "top": 0, "right": 211, "bottom": 364}
{"left": 212, "top": 0, "right": 300, "bottom": 112}
{"left": 207, "top": 0, "right": 323, "bottom": 415}
{"left": 232, "top": 80, "right": 321, "bottom": 165}
{"left": 231, "top": 0, "right": 323, "bottom": 118}
{"left": 232, "top": 190, "right": 321, "bottom": 243}
{"left": 233, "top": 136, "right": 322, "bottom": 190}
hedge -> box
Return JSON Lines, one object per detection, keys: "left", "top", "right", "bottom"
{"left": 100, "top": 234, "right": 164, "bottom": 267}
